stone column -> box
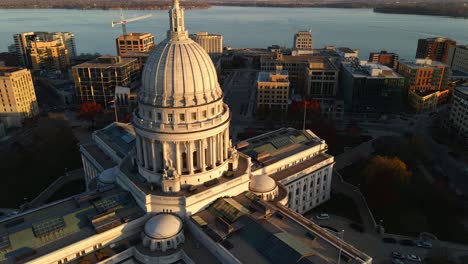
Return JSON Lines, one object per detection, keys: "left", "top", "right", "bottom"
{"left": 175, "top": 142, "right": 181, "bottom": 174}
{"left": 218, "top": 133, "right": 223, "bottom": 163}
{"left": 136, "top": 135, "right": 143, "bottom": 165}
{"left": 142, "top": 137, "right": 149, "bottom": 169}
{"left": 162, "top": 142, "right": 167, "bottom": 169}
{"left": 187, "top": 141, "right": 194, "bottom": 174}
{"left": 151, "top": 140, "right": 157, "bottom": 172}
{"left": 201, "top": 139, "right": 206, "bottom": 172}
{"left": 224, "top": 129, "right": 229, "bottom": 160}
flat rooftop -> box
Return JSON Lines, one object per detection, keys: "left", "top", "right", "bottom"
{"left": 191, "top": 192, "right": 372, "bottom": 264}
{"left": 94, "top": 123, "right": 136, "bottom": 160}
{"left": 0, "top": 187, "right": 144, "bottom": 263}
{"left": 399, "top": 59, "right": 446, "bottom": 69}
{"left": 0, "top": 67, "right": 25, "bottom": 76}
{"left": 73, "top": 56, "right": 137, "bottom": 68}
{"left": 238, "top": 128, "right": 325, "bottom": 171}
{"left": 257, "top": 71, "right": 289, "bottom": 82}
{"left": 343, "top": 62, "right": 403, "bottom": 79}
{"left": 81, "top": 142, "right": 117, "bottom": 169}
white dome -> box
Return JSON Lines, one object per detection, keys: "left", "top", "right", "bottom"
{"left": 249, "top": 174, "right": 277, "bottom": 193}
{"left": 139, "top": 37, "right": 223, "bottom": 108}
{"left": 97, "top": 167, "right": 117, "bottom": 184}
{"left": 144, "top": 214, "right": 183, "bottom": 239}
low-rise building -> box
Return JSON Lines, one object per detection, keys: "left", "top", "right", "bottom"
{"left": 72, "top": 56, "right": 140, "bottom": 108}
{"left": 449, "top": 86, "right": 468, "bottom": 138}
{"left": 0, "top": 67, "right": 39, "bottom": 127}
{"left": 341, "top": 61, "right": 405, "bottom": 113}
{"left": 408, "top": 89, "right": 449, "bottom": 113}
{"left": 397, "top": 59, "right": 451, "bottom": 92}
{"left": 369, "top": 50, "right": 399, "bottom": 69}
{"left": 257, "top": 70, "right": 289, "bottom": 112}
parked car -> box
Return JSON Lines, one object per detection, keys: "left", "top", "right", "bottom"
{"left": 315, "top": 213, "right": 330, "bottom": 220}
{"left": 407, "top": 254, "right": 422, "bottom": 262}
{"left": 391, "top": 251, "right": 405, "bottom": 259}
{"left": 400, "top": 239, "right": 416, "bottom": 246}
{"left": 383, "top": 237, "right": 397, "bottom": 244}
{"left": 416, "top": 241, "right": 432, "bottom": 249}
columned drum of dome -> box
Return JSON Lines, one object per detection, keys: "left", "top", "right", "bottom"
{"left": 133, "top": 0, "right": 234, "bottom": 188}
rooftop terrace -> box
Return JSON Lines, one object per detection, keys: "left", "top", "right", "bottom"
{"left": 238, "top": 128, "right": 325, "bottom": 171}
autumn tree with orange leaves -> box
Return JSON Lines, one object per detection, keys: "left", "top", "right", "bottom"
{"left": 78, "top": 102, "right": 103, "bottom": 127}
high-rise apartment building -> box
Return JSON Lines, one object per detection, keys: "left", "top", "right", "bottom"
{"left": 369, "top": 50, "right": 399, "bottom": 69}
{"left": 293, "top": 31, "right": 313, "bottom": 50}
{"left": 29, "top": 39, "right": 70, "bottom": 72}
{"left": 416, "top": 37, "right": 456, "bottom": 63}
{"left": 449, "top": 86, "right": 468, "bottom": 138}
{"left": 13, "top": 31, "right": 76, "bottom": 68}
{"left": 257, "top": 69, "right": 289, "bottom": 112}
{"left": 72, "top": 56, "right": 140, "bottom": 108}
{"left": 116, "top": 33, "right": 155, "bottom": 56}
{"left": 189, "top": 31, "right": 223, "bottom": 60}
{"left": 447, "top": 45, "right": 468, "bottom": 75}
{"left": 397, "top": 59, "right": 450, "bottom": 92}
{"left": 341, "top": 61, "right": 405, "bottom": 112}
{"left": 0, "top": 67, "right": 39, "bottom": 127}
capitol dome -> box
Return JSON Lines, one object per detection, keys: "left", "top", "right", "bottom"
{"left": 250, "top": 174, "right": 277, "bottom": 193}
{"left": 138, "top": 0, "right": 222, "bottom": 108}
{"left": 144, "top": 214, "right": 183, "bottom": 239}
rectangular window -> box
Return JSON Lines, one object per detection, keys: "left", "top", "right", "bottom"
{"left": 179, "top": 113, "right": 185, "bottom": 121}
{"left": 168, "top": 113, "right": 173, "bottom": 122}
{"left": 157, "top": 113, "right": 162, "bottom": 120}
{"left": 202, "top": 110, "right": 207, "bottom": 118}
{"left": 191, "top": 112, "right": 196, "bottom": 120}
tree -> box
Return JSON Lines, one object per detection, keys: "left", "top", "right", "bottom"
{"left": 78, "top": 102, "right": 103, "bottom": 127}
{"left": 363, "top": 156, "right": 412, "bottom": 207}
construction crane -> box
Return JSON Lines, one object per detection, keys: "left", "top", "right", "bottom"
{"left": 112, "top": 13, "right": 153, "bottom": 35}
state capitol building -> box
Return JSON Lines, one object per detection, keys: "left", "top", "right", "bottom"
{"left": 0, "top": 1, "right": 372, "bottom": 263}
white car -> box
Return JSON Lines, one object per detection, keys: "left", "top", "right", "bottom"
{"left": 407, "top": 254, "right": 422, "bottom": 262}
{"left": 315, "top": 213, "right": 330, "bottom": 220}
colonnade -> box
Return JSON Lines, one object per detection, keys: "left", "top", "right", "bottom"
{"left": 136, "top": 128, "right": 229, "bottom": 175}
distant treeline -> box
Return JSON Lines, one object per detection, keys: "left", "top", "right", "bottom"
{"left": 374, "top": 3, "right": 468, "bottom": 18}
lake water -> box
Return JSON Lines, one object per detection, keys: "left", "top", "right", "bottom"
{"left": 0, "top": 6, "right": 467, "bottom": 60}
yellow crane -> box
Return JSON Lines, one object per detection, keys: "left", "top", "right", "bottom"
{"left": 111, "top": 13, "right": 153, "bottom": 35}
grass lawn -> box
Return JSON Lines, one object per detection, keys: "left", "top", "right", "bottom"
{"left": 307, "top": 193, "right": 363, "bottom": 224}
{"left": 340, "top": 158, "right": 468, "bottom": 244}
{"left": 45, "top": 179, "right": 86, "bottom": 203}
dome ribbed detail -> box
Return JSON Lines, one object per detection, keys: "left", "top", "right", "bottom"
{"left": 139, "top": 38, "right": 222, "bottom": 108}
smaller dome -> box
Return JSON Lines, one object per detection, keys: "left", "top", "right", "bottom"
{"left": 249, "top": 175, "right": 277, "bottom": 193}
{"left": 144, "top": 214, "right": 183, "bottom": 239}
{"left": 98, "top": 167, "right": 117, "bottom": 184}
